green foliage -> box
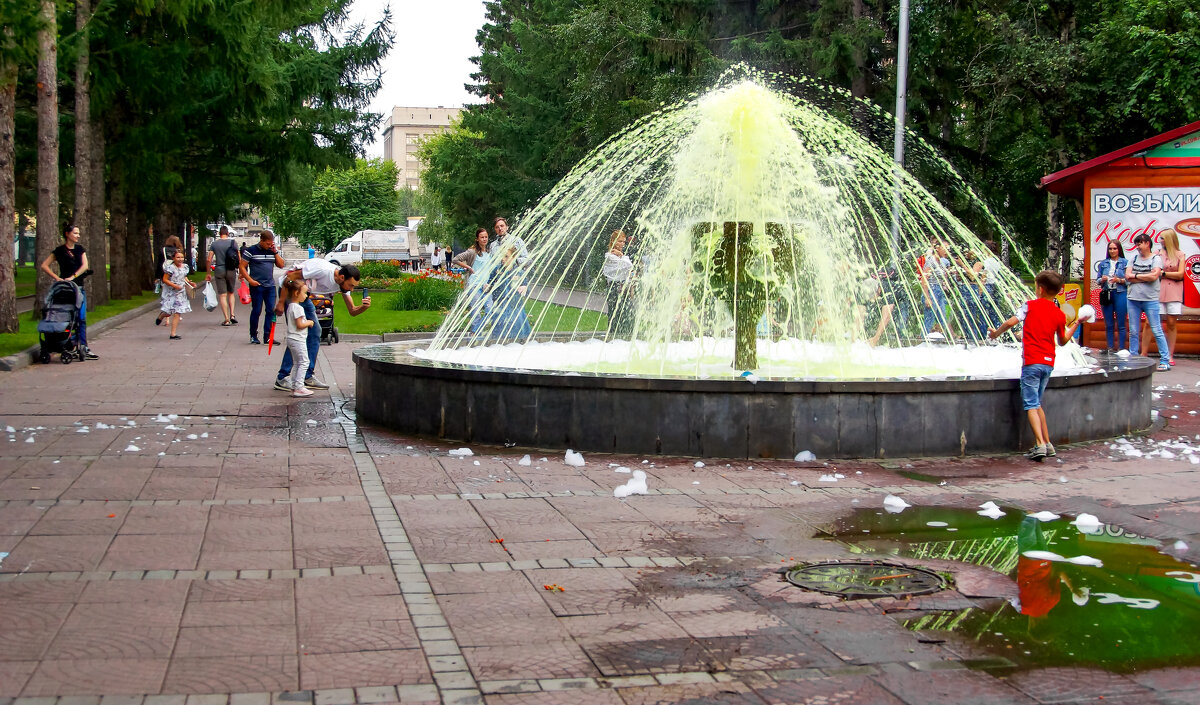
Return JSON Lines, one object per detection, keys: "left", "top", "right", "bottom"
{"left": 269, "top": 158, "right": 401, "bottom": 253}
{"left": 331, "top": 293, "right": 445, "bottom": 333}
{"left": 419, "top": 0, "right": 1200, "bottom": 269}
{"left": 388, "top": 275, "right": 463, "bottom": 311}
{"left": 356, "top": 261, "right": 402, "bottom": 280}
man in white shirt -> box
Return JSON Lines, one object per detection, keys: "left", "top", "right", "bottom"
{"left": 271, "top": 260, "right": 370, "bottom": 391}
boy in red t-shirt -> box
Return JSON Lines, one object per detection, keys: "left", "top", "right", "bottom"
{"left": 988, "top": 271, "right": 1080, "bottom": 461}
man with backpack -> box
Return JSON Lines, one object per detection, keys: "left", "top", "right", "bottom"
{"left": 206, "top": 225, "right": 242, "bottom": 326}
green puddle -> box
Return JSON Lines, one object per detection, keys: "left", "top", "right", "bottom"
{"left": 819, "top": 506, "right": 1200, "bottom": 672}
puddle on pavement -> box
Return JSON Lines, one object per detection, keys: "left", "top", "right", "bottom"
{"left": 817, "top": 506, "right": 1200, "bottom": 672}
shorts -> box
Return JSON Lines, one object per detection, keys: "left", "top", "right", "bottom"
{"left": 1163, "top": 301, "right": 1182, "bottom": 316}
{"left": 213, "top": 269, "right": 238, "bottom": 295}
{"left": 1020, "top": 364, "right": 1053, "bottom": 411}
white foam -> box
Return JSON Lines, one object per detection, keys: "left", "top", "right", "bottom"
{"left": 518, "top": 455, "right": 532, "bottom": 466}
{"left": 926, "top": 521, "right": 948, "bottom": 527}
{"left": 1028, "top": 511, "right": 1060, "bottom": 522}
{"left": 124, "top": 444, "right": 140, "bottom": 452}
{"left": 883, "top": 494, "right": 911, "bottom": 513}
{"left": 694, "top": 461, "right": 705, "bottom": 468}
{"left": 977, "top": 501, "right": 1006, "bottom": 519}
{"left": 1071, "top": 513, "right": 1102, "bottom": 532}
{"left": 614, "top": 469, "right": 648, "bottom": 497}
{"left": 794, "top": 450, "right": 816, "bottom": 462}
{"left": 448, "top": 448, "right": 474, "bottom": 457}
{"left": 564, "top": 449, "right": 585, "bottom": 467}
{"left": 614, "top": 466, "right": 631, "bottom": 474}
{"left": 1174, "top": 541, "right": 1190, "bottom": 552}
{"left": 818, "top": 474, "right": 838, "bottom": 482}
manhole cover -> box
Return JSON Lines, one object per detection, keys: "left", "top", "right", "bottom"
{"left": 785, "top": 560, "right": 947, "bottom": 599}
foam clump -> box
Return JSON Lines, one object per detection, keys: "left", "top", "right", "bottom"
{"left": 564, "top": 449, "right": 585, "bottom": 467}
{"left": 124, "top": 444, "right": 140, "bottom": 452}
{"left": 614, "top": 469, "right": 648, "bottom": 497}
{"left": 448, "top": 448, "right": 474, "bottom": 457}
{"left": 694, "top": 461, "right": 705, "bottom": 468}
{"left": 1174, "top": 540, "right": 1190, "bottom": 552}
{"left": 1071, "top": 513, "right": 1102, "bottom": 533}
{"left": 883, "top": 494, "right": 911, "bottom": 513}
{"left": 794, "top": 450, "right": 817, "bottom": 462}
{"left": 1028, "top": 511, "right": 1060, "bottom": 522}
{"left": 977, "top": 501, "right": 1006, "bottom": 519}
{"left": 518, "top": 454, "right": 532, "bottom": 466}
{"left": 1077, "top": 304, "right": 1096, "bottom": 322}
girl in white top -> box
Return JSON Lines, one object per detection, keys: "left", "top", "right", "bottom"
{"left": 283, "top": 279, "right": 315, "bottom": 397}
{"left": 603, "top": 230, "right": 635, "bottom": 337}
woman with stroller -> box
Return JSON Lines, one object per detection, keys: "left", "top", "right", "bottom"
{"left": 40, "top": 224, "right": 98, "bottom": 359}
{"left": 160, "top": 249, "right": 196, "bottom": 339}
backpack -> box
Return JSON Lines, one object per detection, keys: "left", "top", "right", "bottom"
{"left": 220, "top": 240, "right": 240, "bottom": 270}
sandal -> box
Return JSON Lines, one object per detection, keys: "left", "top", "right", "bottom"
{"left": 221, "top": 321, "right": 232, "bottom": 327}
{"left": 1157, "top": 362, "right": 1170, "bottom": 371}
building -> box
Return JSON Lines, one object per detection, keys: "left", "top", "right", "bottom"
{"left": 381, "top": 106, "right": 461, "bottom": 189}
{"left": 1041, "top": 119, "right": 1200, "bottom": 354}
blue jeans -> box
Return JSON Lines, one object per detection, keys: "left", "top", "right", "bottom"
{"left": 1101, "top": 289, "right": 1127, "bottom": 350}
{"left": 277, "top": 298, "right": 320, "bottom": 381}
{"left": 248, "top": 284, "right": 277, "bottom": 342}
{"left": 958, "top": 284, "right": 987, "bottom": 339}
{"left": 1127, "top": 298, "right": 1169, "bottom": 365}
{"left": 76, "top": 289, "right": 88, "bottom": 346}
{"left": 1020, "top": 364, "right": 1053, "bottom": 411}
{"left": 923, "top": 283, "right": 950, "bottom": 335}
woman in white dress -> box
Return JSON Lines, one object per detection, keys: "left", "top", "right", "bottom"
{"left": 603, "top": 230, "right": 635, "bottom": 338}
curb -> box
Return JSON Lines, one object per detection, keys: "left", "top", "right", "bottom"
{"left": 0, "top": 299, "right": 161, "bottom": 372}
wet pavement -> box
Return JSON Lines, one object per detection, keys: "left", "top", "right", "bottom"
{"left": 1, "top": 307, "right": 1199, "bottom": 705}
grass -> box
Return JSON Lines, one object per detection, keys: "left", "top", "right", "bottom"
{"left": 15, "top": 264, "right": 36, "bottom": 298}
{"left": 326, "top": 293, "right": 609, "bottom": 336}
{"left": 0, "top": 290, "right": 160, "bottom": 358}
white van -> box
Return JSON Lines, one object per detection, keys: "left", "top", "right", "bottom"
{"left": 325, "top": 227, "right": 429, "bottom": 267}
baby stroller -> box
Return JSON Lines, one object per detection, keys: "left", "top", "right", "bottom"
{"left": 310, "top": 293, "right": 339, "bottom": 344}
{"left": 37, "top": 281, "right": 86, "bottom": 364}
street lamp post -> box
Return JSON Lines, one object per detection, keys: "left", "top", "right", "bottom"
{"left": 890, "top": 0, "right": 911, "bottom": 258}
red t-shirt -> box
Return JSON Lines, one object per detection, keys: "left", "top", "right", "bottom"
{"left": 1018, "top": 298, "right": 1066, "bottom": 367}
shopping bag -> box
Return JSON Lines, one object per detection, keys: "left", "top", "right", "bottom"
{"left": 238, "top": 279, "right": 251, "bottom": 305}
{"left": 203, "top": 281, "right": 218, "bottom": 311}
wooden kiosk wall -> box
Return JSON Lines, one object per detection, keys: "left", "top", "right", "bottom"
{"left": 1080, "top": 168, "right": 1200, "bottom": 355}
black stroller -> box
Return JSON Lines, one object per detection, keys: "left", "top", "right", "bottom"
{"left": 310, "top": 293, "right": 339, "bottom": 344}
{"left": 37, "top": 280, "right": 86, "bottom": 364}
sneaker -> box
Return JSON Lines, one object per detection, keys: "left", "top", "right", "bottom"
{"left": 250, "top": 337, "right": 261, "bottom": 345}
{"left": 1046, "top": 443, "right": 1056, "bottom": 458}
{"left": 292, "top": 386, "right": 313, "bottom": 397}
{"left": 304, "top": 376, "right": 330, "bottom": 390}
{"left": 1026, "top": 445, "right": 1047, "bottom": 461}
{"left": 273, "top": 378, "right": 292, "bottom": 392}
{"left": 83, "top": 347, "right": 99, "bottom": 359}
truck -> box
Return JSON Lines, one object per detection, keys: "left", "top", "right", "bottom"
{"left": 324, "top": 227, "right": 426, "bottom": 266}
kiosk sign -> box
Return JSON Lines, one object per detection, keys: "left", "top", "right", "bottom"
{"left": 1091, "top": 187, "right": 1200, "bottom": 308}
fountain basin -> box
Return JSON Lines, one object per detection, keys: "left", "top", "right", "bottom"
{"left": 354, "top": 341, "right": 1155, "bottom": 459}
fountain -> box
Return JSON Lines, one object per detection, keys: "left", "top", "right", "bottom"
{"left": 354, "top": 72, "right": 1153, "bottom": 458}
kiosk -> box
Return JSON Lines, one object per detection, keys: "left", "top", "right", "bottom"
{"left": 1042, "top": 120, "right": 1200, "bottom": 354}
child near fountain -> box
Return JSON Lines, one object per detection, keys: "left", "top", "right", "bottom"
{"left": 987, "top": 270, "right": 1080, "bottom": 461}
{"left": 282, "top": 279, "right": 315, "bottom": 398}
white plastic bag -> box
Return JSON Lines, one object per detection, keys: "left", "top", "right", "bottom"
{"left": 202, "top": 281, "right": 218, "bottom": 311}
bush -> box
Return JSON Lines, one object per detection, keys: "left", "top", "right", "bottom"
{"left": 389, "top": 273, "right": 463, "bottom": 311}
{"left": 357, "top": 261, "right": 401, "bottom": 279}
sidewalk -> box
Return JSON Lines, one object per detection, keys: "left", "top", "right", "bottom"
{"left": 1, "top": 306, "right": 1198, "bottom": 705}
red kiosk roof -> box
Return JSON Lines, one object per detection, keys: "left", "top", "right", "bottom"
{"left": 1040, "top": 120, "right": 1200, "bottom": 199}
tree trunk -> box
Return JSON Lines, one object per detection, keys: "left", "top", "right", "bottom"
{"left": 0, "top": 57, "right": 17, "bottom": 332}
{"left": 1046, "top": 192, "right": 1065, "bottom": 276}
{"left": 129, "top": 203, "right": 152, "bottom": 292}
{"left": 74, "top": 0, "right": 93, "bottom": 309}
{"left": 197, "top": 226, "right": 208, "bottom": 273}
{"left": 86, "top": 124, "right": 107, "bottom": 305}
{"left": 108, "top": 171, "right": 131, "bottom": 299}
{"left": 34, "top": 0, "right": 59, "bottom": 314}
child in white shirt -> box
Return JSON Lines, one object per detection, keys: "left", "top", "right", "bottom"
{"left": 282, "top": 279, "right": 314, "bottom": 397}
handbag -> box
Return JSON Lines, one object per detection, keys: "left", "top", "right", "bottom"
{"left": 1098, "top": 289, "right": 1112, "bottom": 306}
{"left": 238, "top": 279, "right": 252, "bottom": 305}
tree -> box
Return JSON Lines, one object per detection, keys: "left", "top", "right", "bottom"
{"left": 270, "top": 158, "right": 401, "bottom": 253}
{"left": 0, "top": 0, "right": 42, "bottom": 332}
{"left": 34, "top": 0, "right": 57, "bottom": 311}
{"left": 74, "top": 0, "right": 104, "bottom": 306}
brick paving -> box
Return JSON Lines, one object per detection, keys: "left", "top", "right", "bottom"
{"left": 1, "top": 309, "right": 1199, "bottom": 704}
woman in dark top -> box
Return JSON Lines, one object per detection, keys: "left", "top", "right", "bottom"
{"left": 39, "top": 223, "right": 98, "bottom": 359}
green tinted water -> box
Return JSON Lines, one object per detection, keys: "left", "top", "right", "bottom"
{"left": 821, "top": 507, "right": 1200, "bottom": 672}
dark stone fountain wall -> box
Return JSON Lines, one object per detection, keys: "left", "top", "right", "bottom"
{"left": 354, "top": 342, "right": 1155, "bottom": 459}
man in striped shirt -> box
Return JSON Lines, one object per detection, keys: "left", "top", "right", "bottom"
{"left": 239, "top": 230, "right": 287, "bottom": 345}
